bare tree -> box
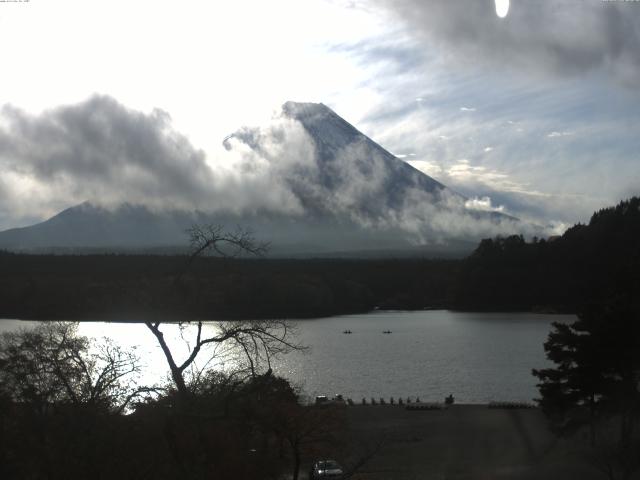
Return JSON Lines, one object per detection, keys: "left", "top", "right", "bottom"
{"left": 144, "top": 319, "right": 300, "bottom": 399}
{"left": 0, "top": 322, "right": 152, "bottom": 414}
{"left": 187, "top": 224, "right": 268, "bottom": 259}
{"left": 175, "top": 224, "right": 269, "bottom": 284}
{"left": 147, "top": 224, "right": 299, "bottom": 400}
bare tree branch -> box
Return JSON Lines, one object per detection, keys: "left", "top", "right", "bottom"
{"left": 145, "top": 224, "right": 303, "bottom": 400}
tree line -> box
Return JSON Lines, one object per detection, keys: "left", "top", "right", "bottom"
{"left": 0, "top": 253, "right": 458, "bottom": 320}
{"left": 454, "top": 197, "right": 640, "bottom": 312}
{"left": 1, "top": 198, "right": 638, "bottom": 320}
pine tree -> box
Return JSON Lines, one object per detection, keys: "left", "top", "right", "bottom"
{"left": 533, "top": 298, "right": 640, "bottom": 478}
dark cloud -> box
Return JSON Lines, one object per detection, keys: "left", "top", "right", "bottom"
{"left": 326, "top": 3, "right": 640, "bottom": 227}
{"left": 371, "top": 0, "right": 640, "bottom": 85}
{"left": 0, "top": 96, "right": 320, "bottom": 228}
{"left": 0, "top": 95, "right": 215, "bottom": 210}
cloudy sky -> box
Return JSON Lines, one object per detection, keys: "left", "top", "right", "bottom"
{"left": 0, "top": 0, "right": 638, "bottom": 232}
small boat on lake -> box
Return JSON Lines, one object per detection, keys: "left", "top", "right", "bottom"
{"left": 383, "top": 330, "right": 392, "bottom": 334}
{"left": 343, "top": 330, "right": 352, "bottom": 334}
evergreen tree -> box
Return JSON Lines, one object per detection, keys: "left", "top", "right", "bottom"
{"left": 533, "top": 298, "right": 640, "bottom": 478}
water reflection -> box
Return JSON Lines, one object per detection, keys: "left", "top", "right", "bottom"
{"left": 269, "top": 311, "right": 574, "bottom": 403}
{"left": 0, "top": 311, "right": 575, "bottom": 403}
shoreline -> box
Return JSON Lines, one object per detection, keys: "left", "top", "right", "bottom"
{"left": 0, "top": 307, "right": 576, "bottom": 324}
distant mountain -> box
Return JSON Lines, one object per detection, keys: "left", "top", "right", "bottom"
{"left": 0, "top": 202, "right": 479, "bottom": 257}
{"left": 0, "top": 202, "right": 198, "bottom": 250}
{"left": 0, "top": 102, "right": 518, "bottom": 257}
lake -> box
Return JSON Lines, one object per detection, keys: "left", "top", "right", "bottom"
{"left": 0, "top": 310, "right": 574, "bottom": 404}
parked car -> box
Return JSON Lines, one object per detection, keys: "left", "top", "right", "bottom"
{"left": 310, "top": 459, "right": 344, "bottom": 479}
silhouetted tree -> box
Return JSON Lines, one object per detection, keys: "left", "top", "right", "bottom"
{"left": 146, "top": 224, "right": 300, "bottom": 400}
{"left": 144, "top": 319, "right": 301, "bottom": 399}
{"left": 533, "top": 298, "right": 640, "bottom": 479}
{"left": 177, "top": 224, "right": 268, "bottom": 284}
{"left": 0, "top": 323, "right": 160, "bottom": 479}
{"left": 0, "top": 322, "right": 150, "bottom": 413}
{"left": 457, "top": 196, "right": 640, "bottom": 312}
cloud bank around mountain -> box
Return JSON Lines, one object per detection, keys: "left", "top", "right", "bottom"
{"left": 0, "top": 95, "right": 527, "bottom": 242}
{"left": 0, "top": 96, "right": 310, "bottom": 222}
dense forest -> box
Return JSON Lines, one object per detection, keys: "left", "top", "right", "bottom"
{"left": 0, "top": 196, "right": 638, "bottom": 320}
{"left": 454, "top": 196, "right": 640, "bottom": 312}
{"left": 0, "top": 254, "right": 458, "bottom": 320}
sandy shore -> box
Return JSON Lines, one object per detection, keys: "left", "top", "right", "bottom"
{"left": 307, "top": 404, "right": 602, "bottom": 480}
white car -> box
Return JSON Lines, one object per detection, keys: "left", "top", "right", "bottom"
{"left": 310, "top": 459, "right": 344, "bottom": 479}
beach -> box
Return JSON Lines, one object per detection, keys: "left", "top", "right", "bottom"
{"left": 321, "top": 404, "right": 602, "bottom": 480}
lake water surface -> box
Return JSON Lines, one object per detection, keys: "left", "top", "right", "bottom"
{"left": 0, "top": 310, "right": 574, "bottom": 404}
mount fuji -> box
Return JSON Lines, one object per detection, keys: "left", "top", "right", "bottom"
{"left": 0, "top": 102, "right": 519, "bottom": 257}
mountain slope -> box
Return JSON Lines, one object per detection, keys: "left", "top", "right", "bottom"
{"left": 0, "top": 203, "right": 199, "bottom": 249}
{"left": 0, "top": 102, "right": 519, "bottom": 255}
{"left": 227, "top": 101, "right": 455, "bottom": 220}
{"left": 283, "top": 101, "right": 447, "bottom": 195}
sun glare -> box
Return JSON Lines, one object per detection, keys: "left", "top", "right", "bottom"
{"left": 495, "top": 0, "right": 510, "bottom": 18}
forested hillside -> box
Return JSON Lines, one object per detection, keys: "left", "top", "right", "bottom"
{"left": 455, "top": 197, "right": 640, "bottom": 312}
{"left": 0, "top": 254, "right": 457, "bottom": 320}
{"left": 1, "top": 197, "right": 637, "bottom": 320}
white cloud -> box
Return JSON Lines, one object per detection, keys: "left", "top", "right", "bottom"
{"left": 547, "top": 131, "right": 574, "bottom": 138}
{"left": 0, "top": 0, "right": 390, "bottom": 157}
{"left": 407, "top": 160, "right": 444, "bottom": 177}
{"left": 464, "top": 196, "right": 505, "bottom": 213}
